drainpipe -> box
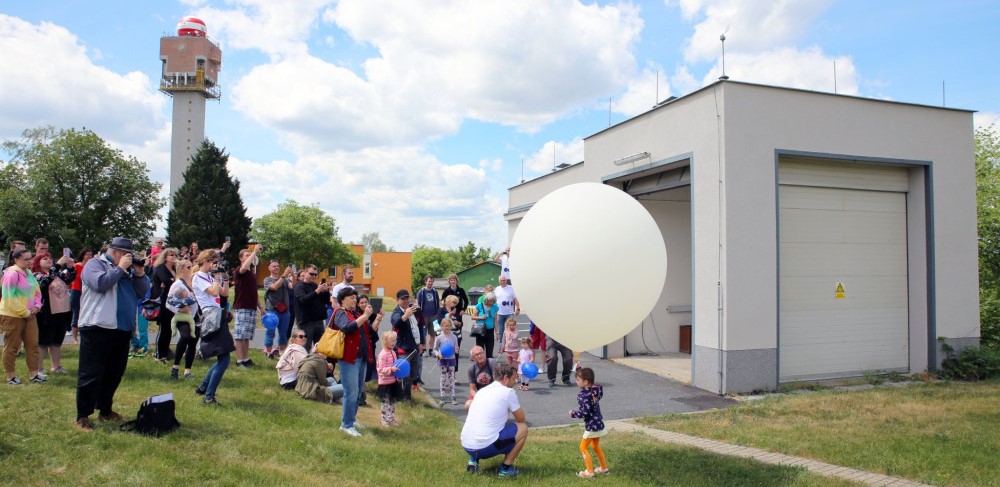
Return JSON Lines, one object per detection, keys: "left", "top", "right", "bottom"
{"left": 718, "top": 281, "right": 724, "bottom": 395}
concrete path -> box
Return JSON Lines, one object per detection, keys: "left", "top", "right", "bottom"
{"left": 608, "top": 420, "right": 933, "bottom": 487}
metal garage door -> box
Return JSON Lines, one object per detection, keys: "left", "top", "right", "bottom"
{"left": 779, "top": 159, "right": 909, "bottom": 381}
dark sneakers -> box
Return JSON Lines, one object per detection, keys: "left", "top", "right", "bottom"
{"left": 466, "top": 457, "right": 480, "bottom": 473}
{"left": 497, "top": 465, "right": 520, "bottom": 478}
{"left": 195, "top": 386, "right": 207, "bottom": 395}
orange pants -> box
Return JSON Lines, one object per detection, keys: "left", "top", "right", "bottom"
{"left": 580, "top": 437, "right": 607, "bottom": 473}
{"left": 1, "top": 314, "right": 40, "bottom": 376}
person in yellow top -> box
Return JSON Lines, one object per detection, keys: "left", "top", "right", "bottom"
{"left": 1, "top": 248, "right": 45, "bottom": 385}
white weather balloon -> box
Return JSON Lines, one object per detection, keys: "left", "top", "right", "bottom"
{"left": 510, "top": 183, "right": 667, "bottom": 352}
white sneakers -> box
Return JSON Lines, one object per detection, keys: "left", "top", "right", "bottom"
{"left": 339, "top": 425, "right": 361, "bottom": 437}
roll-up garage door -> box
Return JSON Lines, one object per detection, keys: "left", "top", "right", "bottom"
{"left": 779, "top": 158, "right": 909, "bottom": 381}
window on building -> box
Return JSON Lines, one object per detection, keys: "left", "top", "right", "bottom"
{"left": 328, "top": 267, "right": 337, "bottom": 279}
{"left": 364, "top": 254, "right": 372, "bottom": 278}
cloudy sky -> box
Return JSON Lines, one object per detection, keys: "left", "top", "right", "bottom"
{"left": 2, "top": 1, "right": 997, "bottom": 251}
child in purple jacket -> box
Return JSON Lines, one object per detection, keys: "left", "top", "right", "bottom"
{"left": 568, "top": 367, "right": 609, "bottom": 478}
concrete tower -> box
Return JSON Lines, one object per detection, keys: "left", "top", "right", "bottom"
{"left": 159, "top": 17, "right": 221, "bottom": 199}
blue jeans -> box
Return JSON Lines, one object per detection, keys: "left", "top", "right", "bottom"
{"left": 339, "top": 359, "right": 366, "bottom": 428}
{"left": 131, "top": 309, "right": 149, "bottom": 351}
{"left": 69, "top": 289, "right": 82, "bottom": 330}
{"left": 200, "top": 353, "right": 231, "bottom": 400}
{"left": 263, "top": 310, "right": 291, "bottom": 349}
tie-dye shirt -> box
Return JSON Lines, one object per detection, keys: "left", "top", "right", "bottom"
{"left": 0, "top": 266, "right": 42, "bottom": 318}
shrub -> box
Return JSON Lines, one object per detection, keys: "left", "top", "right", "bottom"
{"left": 938, "top": 340, "right": 1000, "bottom": 380}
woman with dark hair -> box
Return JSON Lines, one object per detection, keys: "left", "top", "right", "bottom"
{"left": 1, "top": 249, "right": 44, "bottom": 384}
{"left": 357, "top": 294, "right": 383, "bottom": 406}
{"left": 332, "top": 286, "right": 375, "bottom": 437}
{"left": 31, "top": 252, "right": 76, "bottom": 374}
{"left": 69, "top": 248, "right": 93, "bottom": 344}
{"left": 149, "top": 247, "right": 179, "bottom": 361}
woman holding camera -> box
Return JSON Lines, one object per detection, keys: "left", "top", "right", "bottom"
{"left": 192, "top": 249, "right": 234, "bottom": 405}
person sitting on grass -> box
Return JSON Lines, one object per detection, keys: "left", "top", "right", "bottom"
{"left": 276, "top": 329, "right": 309, "bottom": 389}
{"left": 460, "top": 362, "right": 528, "bottom": 478}
{"left": 294, "top": 352, "right": 344, "bottom": 404}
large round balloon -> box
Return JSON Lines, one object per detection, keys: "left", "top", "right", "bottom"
{"left": 440, "top": 343, "right": 455, "bottom": 359}
{"left": 261, "top": 312, "right": 279, "bottom": 330}
{"left": 393, "top": 358, "right": 410, "bottom": 379}
{"left": 520, "top": 362, "right": 539, "bottom": 379}
{"left": 510, "top": 183, "right": 667, "bottom": 352}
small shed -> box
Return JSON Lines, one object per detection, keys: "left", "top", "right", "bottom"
{"left": 456, "top": 262, "right": 502, "bottom": 292}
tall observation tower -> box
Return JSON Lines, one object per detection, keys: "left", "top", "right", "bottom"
{"left": 159, "top": 17, "right": 221, "bottom": 199}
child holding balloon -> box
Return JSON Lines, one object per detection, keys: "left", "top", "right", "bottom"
{"left": 433, "top": 317, "right": 459, "bottom": 405}
{"left": 517, "top": 338, "right": 534, "bottom": 390}
{"left": 376, "top": 331, "right": 404, "bottom": 426}
{"left": 569, "top": 367, "right": 609, "bottom": 478}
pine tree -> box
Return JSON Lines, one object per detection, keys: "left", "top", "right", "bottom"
{"left": 166, "top": 140, "right": 252, "bottom": 265}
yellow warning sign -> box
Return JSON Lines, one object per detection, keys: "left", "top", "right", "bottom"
{"left": 835, "top": 282, "right": 846, "bottom": 299}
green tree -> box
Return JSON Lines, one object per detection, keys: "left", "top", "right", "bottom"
{"left": 976, "top": 124, "right": 1000, "bottom": 347}
{"left": 410, "top": 244, "right": 460, "bottom": 292}
{"left": 0, "top": 126, "right": 163, "bottom": 252}
{"left": 361, "top": 231, "right": 395, "bottom": 252}
{"left": 249, "top": 200, "right": 358, "bottom": 270}
{"left": 166, "top": 140, "right": 251, "bottom": 264}
{"left": 454, "top": 240, "right": 493, "bottom": 269}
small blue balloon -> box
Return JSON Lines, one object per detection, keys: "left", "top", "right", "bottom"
{"left": 520, "top": 362, "right": 539, "bottom": 379}
{"left": 262, "top": 312, "right": 279, "bottom": 330}
{"left": 440, "top": 343, "right": 455, "bottom": 359}
{"left": 394, "top": 358, "right": 410, "bottom": 379}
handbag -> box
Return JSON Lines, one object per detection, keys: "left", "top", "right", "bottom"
{"left": 316, "top": 312, "right": 345, "bottom": 359}
{"left": 273, "top": 301, "right": 288, "bottom": 313}
{"left": 120, "top": 394, "right": 180, "bottom": 437}
{"left": 470, "top": 321, "right": 485, "bottom": 337}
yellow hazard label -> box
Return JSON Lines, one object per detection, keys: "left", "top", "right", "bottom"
{"left": 835, "top": 282, "right": 846, "bottom": 299}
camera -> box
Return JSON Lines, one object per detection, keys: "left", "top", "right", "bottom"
{"left": 130, "top": 252, "right": 146, "bottom": 267}
{"left": 217, "top": 259, "right": 230, "bottom": 273}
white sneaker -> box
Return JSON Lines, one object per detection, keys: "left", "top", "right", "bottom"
{"left": 339, "top": 425, "right": 361, "bottom": 437}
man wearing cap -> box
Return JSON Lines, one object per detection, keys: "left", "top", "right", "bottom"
{"left": 74, "top": 237, "right": 150, "bottom": 432}
{"left": 390, "top": 289, "right": 423, "bottom": 399}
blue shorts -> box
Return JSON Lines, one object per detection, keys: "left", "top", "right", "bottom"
{"left": 465, "top": 423, "right": 518, "bottom": 460}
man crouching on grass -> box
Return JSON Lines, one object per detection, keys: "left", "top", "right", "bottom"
{"left": 74, "top": 237, "right": 149, "bottom": 432}
{"left": 460, "top": 362, "right": 528, "bottom": 478}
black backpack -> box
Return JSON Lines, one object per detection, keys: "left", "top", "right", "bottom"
{"left": 121, "top": 395, "right": 181, "bottom": 436}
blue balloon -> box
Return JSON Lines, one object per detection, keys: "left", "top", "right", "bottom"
{"left": 520, "top": 362, "right": 539, "bottom": 379}
{"left": 440, "top": 343, "right": 455, "bottom": 359}
{"left": 262, "top": 312, "right": 279, "bottom": 330}
{"left": 394, "top": 358, "right": 410, "bottom": 379}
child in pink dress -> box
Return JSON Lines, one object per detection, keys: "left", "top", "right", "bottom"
{"left": 500, "top": 317, "right": 519, "bottom": 366}
{"left": 376, "top": 331, "right": 404, "bottom": 426}
{"left": 517, "top": 337, "right": 534, "bottom": 391}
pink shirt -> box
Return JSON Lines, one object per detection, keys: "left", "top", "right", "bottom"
{"left": 376, "top": 348, "right": 398, "bottom": 385}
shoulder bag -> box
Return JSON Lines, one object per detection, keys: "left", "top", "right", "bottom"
{"left": 316, "top": 310, "right": 346, "bottom": 360}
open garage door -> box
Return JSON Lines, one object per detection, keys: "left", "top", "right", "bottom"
{"left": 778, "top": 159, "right": 909, "bottom": 381}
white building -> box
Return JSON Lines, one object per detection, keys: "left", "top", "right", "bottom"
{"left": 506, "top": 81, "right": 979, "bottom": 394}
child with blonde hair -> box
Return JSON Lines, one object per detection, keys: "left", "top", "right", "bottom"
{"left": 376, "top": 331, "right": 404, "bottom": 426}
{"left": 500, "top": 317, "right": 519, "bottom": 366}
{"left": 433, "top": 317, "right": 459, "bottom": 405}
{"left": 517, "top": 337, "right": 534, "bottom": 391}
{"left": 568, "top": 367, "right": 609, "bottom": 478}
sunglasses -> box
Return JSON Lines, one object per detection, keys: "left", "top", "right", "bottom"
{"left": 294, "top": 334, "right": 306, "bottom": 338}
{"left": 308, "top": 272, "right": 319, "bottom": 277}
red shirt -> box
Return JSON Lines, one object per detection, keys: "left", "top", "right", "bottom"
{"left": 71, "top": 262, "right": 84, "bottom": 292}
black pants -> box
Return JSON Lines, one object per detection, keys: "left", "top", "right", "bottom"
{"left": 300, "top": 320, "right": 325, "bottom": 351}
{"left": 475, "top": 328, "right": 496, "bottom": 358}
{"left": 546, "top": 337, "right": 573, "bottom": 383}
{"left": 76, "top": 327, "right": 131, "bottom": 420}
{"left": 174, "top": 322, "right": 199, "bottom": 368}
{"left": 156, "top": 307, "right": 175, "bottom": 359}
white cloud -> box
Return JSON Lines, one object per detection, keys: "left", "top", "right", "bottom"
{"left": 700, "top": 47, "right": 858, "bottom": 95}
{"left": 616, "top": 65, "right": 670, "bottom": 117}
{"left": 0, "top": 15, "right": 164, "bottom": 145}
{"left": 976, "top": 112, "right": 999, "bottom": 131}
{"left": 212, "top": 0, "right": 644, "bottom": 151}
{"left": 525, "top": 138, "right": 584, "bottom": 174}
{"left": 670, "top": 65, "right": 700, "bottom": 96}
{"left": 668, "top": 0, "right": 834, "bottom": 63}
{"left": 187, "top": 0, "right": 334, "bottom": 60}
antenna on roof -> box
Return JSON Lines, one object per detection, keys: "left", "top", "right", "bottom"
{"left": 608, "top": 96, "right": 612, "bottom": 126}
{"left": 719, "top": 33, "right": 729, "bottom": 80}
{"left": 520, "top": 156, "right": 524, "bottom": 183}
{"left": 656, "top": 69, "right": 659, "bottom": 105}
{"left": 833, "top": 61, "right": 838, "bottom": 93}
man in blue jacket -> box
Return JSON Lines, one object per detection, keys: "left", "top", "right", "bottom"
{"left": 74, "top": 237, "right": 149, "bottom": 432}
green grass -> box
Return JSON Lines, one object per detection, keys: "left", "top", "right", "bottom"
{"left": 638, "top": 380, "right": 1000, "bottom": 487}
{"left": 0, "top": 347, "right": 854, "bottom": 486}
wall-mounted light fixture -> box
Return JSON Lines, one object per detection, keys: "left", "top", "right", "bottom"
{"left": 612, "top": 151, "right": 651, "bottom": 166}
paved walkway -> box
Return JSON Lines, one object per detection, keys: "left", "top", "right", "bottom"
{"left": 607, "top": 420, "right": 933, "bottom": 487}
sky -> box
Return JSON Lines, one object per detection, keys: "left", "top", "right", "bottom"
{"left": 2, "top": 0, "right": 998, "bottom": 252}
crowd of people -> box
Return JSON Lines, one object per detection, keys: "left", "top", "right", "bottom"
{"left": 1, "top": 239, "right": 609, "bottom": 478}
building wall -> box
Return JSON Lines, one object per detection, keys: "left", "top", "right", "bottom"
{"left": 169, "top": 92, "right": 206, "bottom": 196}
{"left": 368, "top": 252, "right": 412, "bottom": 298}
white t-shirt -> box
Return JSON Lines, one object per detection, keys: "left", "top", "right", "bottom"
{"left": 495, "top": 284, "right": 516, "bottom": 315}
{"left": 193, "top": 271, "right": 221, "bottom": 310}
{"left": 460, "top": 381, "right": 521, "bottom": 450}
{"left": 331, "top": 282, "right": 353, "bottom": 305}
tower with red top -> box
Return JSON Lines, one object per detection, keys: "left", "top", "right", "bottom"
{"left": 159, "top": 17, "right": 222, "bottom": 199}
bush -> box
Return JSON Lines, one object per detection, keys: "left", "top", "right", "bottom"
{"left": 980, "top": 286, "right": 1000, "bottom": 348}
{"left": 938, "top": 340, "right": 1000, "bottom": 380}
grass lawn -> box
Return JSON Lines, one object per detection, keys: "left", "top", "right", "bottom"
{"left": 638, "top": 380, "right": 1000, "bottom": 487}
{"left": 1, "top": 347, "right": 854, "bottom": 486}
